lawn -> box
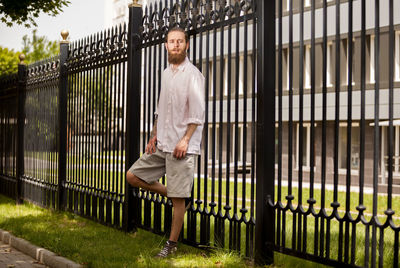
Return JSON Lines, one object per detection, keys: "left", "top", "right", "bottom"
{"left": 0, "top": 193, "right": 334, "bottom": 267}
{"left": 0, "top": 194, "right": 256, "bottom": 268}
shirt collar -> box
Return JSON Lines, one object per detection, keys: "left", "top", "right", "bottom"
{"left": 169, "top": 57, "right": 190, "bottom": 72}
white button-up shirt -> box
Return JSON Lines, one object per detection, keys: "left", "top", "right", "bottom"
{"left": 155, "top": 57, "right": 205, "bottom": 155}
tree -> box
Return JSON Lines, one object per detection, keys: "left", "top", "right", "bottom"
{"left": 0, "top": 0, "right": 70, "bottom": 27}
{"left": 0, "top": 30, "right": 59, "bottom": 76}
{"left": 0, "top": 46, "right": 19, "bottom": 75}
{"left": 22, "top": 29, "right": 59, "bottom": 63}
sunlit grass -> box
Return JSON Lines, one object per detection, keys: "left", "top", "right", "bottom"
{"left": 0, "top": 194, "right": 257, "bottom": 268}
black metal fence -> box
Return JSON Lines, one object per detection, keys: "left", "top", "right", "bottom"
{"left": 0, "top": 73, "right": 18, "bottom": 199}
{"left": 64, "top": 25, "right": 128, "bottom": 228}
{"left": 137, "top": 0, "right": 258, "bottom": 257}
{"left": 272, "top": 0, "right": 400, "bottom": 267}
{"left": 22, "top": 57, "right": 60, "bottom": 208}
{"left": 1, "top": 0, "right": 400, "bottom": 267}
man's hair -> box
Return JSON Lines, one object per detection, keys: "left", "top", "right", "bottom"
{"left": 165, "top": 27, "right": 189, "bottom": 43}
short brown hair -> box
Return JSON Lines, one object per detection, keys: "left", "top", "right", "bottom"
{"left": 166, "top": 27, "right": 189, "bottom": 43}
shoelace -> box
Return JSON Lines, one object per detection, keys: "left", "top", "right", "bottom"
{"left": 157, "top": 243, "right": 176, "bottom": 257}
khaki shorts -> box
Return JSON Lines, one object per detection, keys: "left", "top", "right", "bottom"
{"left": 128, "top": 148, "right": 197, "bottom": 198}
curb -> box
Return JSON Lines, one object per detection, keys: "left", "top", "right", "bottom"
{"left": 0, "top": 229, "right": 83, "bottom": 268}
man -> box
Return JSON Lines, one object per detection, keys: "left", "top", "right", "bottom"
{"left": 126, "top": 27, "right": 205, "bottom": 258}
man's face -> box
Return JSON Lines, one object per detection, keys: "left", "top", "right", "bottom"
{"left": 165, "top": 30, "right": 189, "bottom": 65}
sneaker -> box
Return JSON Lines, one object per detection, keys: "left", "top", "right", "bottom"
{"left": 155, "top": 240, "right": 177, "bottom": 258}
{"left": 185, "top": 197, "right": 192, "bottom": 211}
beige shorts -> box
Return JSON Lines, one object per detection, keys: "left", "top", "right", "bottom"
{"left": 128, "top": 148, "right": 197, "bottom": 198}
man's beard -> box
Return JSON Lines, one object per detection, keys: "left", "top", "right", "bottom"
{"left": 168, "top": 49, "right": 186, "bottom": 65}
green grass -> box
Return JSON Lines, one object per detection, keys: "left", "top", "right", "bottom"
{"left": 0, "top": 194, "right": 257, "bottom": 268}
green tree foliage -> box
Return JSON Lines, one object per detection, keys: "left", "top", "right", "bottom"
{"left": 0, "top": 0, "right": 70, "bottom": 27}
{"left": 22, "top": 29, "right": 59, "bottom": 63}
{"left": 0, "top": 46, "right": 19, "bottom": 75}
{"left": 0, "top": 30, "right": 60, "bottom": 76}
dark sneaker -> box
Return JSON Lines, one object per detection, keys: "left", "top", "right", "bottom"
{"left": 185, "top": 197, "right": 192, "bottom": 211}
{"left": 155, "top": 240, "right": 177, "bottom": 258}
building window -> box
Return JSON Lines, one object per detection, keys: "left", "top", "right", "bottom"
{"left": 381, "top": 125, "right": 400, "bottom": 183}
{"left": 239, "top": 55, "right": 244, "bottom": 96}
{"left": 339, "top": 124, "right": 360, "bottom": 171}
{"left": 370, "top": 35, "right": 375, "bottom": 83}
{"left": 208, "top": 125, "right": 220, "bottom": 161}
{"left": 283, "top": 48, "right": 290, "bottom": 90}
{"left": 344, "top": 39, "right": 355, "bottom": 85}
{"left": 396, "top": 126, "right": 400, "bottom": 174}
{"left": 231, "top": 124, "right": 243, "bottom": 163}
{"left": 395, "top": 31, "right": 400, "bottom": 81}
{"left": 304, "top": 45, "right": 311, "bottom": 89}
{"left": 202, "top": 61, "right": 213, "bottom": 97}
{"left": 327, "top": 42, "right": 333, "bottom": 86}
{"left": 296, "top": 123, "right": 311, "bottom": 168}
{"left": 304, "top": 0, "right": 311, "bottom": 7}
{"left": 224, "top": 57, "right": 228, "bottom": 96}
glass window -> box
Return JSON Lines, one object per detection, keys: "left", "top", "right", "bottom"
{"left": 339, "top": 125, "right": 360, "bottom": 170}
{"left": 296, "top": 124, "right": 312, "bottom": 168}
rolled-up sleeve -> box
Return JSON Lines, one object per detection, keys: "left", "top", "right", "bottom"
{"left": 187, "top": 72, "right": 205, "bottom": 125}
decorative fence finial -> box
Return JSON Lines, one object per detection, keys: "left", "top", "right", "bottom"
{"left": 18, "top": 54, "right": 26, "bottom": 65}
{"left": 61, "top": 30, "right": 70, "bottom": 43}
{"left": 130, "top": 0, "right": 142, "bottom": 7}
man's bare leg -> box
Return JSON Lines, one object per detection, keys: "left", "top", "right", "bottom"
{"left": 169, "top": 198, "right": 185, "bottom": 242}
{"left": 126, "top": 171, "right": 167, "bottom": 196}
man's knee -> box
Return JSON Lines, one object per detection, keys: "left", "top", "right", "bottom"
{"left": 126, "top": 171, "right": 140, "bottom": 187}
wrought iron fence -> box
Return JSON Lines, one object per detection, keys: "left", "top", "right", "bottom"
{"left": 22, "top": 57, "right": 60, "bottom": 208}
{"left": 0, "top": 73, "right": 18, "bottom": 198}
{"left": 136, "top": 0, "right": 257, "bottom": 257}
{"left": 2, "top": 0, "right": 400, "bottom": 267}
{"left": 65, "top": 25, "right": 128, "bottom": 227}
{"left": 272, "top": 0, "right": 400, "bottom": 267}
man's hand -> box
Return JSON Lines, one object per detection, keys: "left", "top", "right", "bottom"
{"left": 145, "top": 136, "right": 157, "bottom": 154}
{"left": 173, "top": 137, "right": 189, "bottom": 159}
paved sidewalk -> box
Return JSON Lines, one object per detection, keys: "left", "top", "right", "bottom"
{"left": 0, "top": 241, "right": 47, "bottom": 268}
{"left": 0, "top": 229, "right": 82, "bottom": 268}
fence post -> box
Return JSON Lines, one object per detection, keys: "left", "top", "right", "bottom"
{"left": 16, "top": 54, "right": 27, "bottom": 204}
{"left": 58, "top": 30, "right": 69, "bottom": 210}
{"left": 123, "top": 0, "right": 142, "bottom": 232}
{"left": 255, "top": 0, "right": 275, "bottom": 264}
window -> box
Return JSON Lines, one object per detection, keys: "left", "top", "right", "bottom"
{"left": 327, "top": 42, "right": 333, "bottom": 86}
{"left": 339, "top": 124, "right": 360, "bottom": 171}
{"left": 304, "top": 45, "right": 311, "bottom": 89}
{"left": 381, "top": 125, "right": 400, "bottom": 182}
{"left": 395, "top": 32, "right": 400, "bottom": 81}
{"left": 239, "top": 55, "right": 244, "bottom": 96}
{"left": 370, "top": 35, "right": 375, "bottom": 83}
{"left": 296, "top": 123, "right": 312, "bottom": 168}
{"left": 231, "top": 124, "right": 243, "bottom": 163}
{"left": 283, "top": 48, "right": 290, "bottom": 90}
{"left": 344, "top": 39, "right": 355, "bottom": 85}
{"left": 304, "top": 0, "right": 311, "bottom": 7}
{"left": 224, "top": 57, "right": 228, "bottom": 96}
{"left": 202, "top": 60, "right": 213, "bottom": 97}
{"left": 208, "top": 125, "right": 220, "bottom": 161}
{"left": 396, "top": 126, "right": 400, "bottom": 174}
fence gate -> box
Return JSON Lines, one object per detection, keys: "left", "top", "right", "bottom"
{"left": 272, "top": 0, "right": 400, "bottom": 267}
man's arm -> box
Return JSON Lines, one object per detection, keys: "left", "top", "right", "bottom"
{"left": 173, "top": 123, "right": 198, "bottom": 159}
{"left": 146, "top": 117, "right": 158, "bottom": 154}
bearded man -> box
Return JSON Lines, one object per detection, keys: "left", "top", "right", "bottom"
{"left": 126, "top": 27, "right": 205, "bottom": 258}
